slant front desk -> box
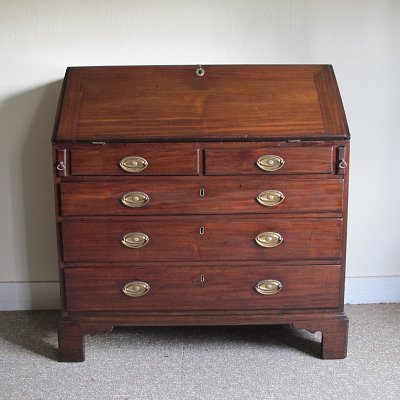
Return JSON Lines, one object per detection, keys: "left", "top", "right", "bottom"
{"left": 52, "top": 65, "right": 350, "bottom": 361}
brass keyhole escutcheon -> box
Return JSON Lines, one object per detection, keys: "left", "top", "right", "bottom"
{"left": 196, "top": 65, "right": 205, "bottom": 76}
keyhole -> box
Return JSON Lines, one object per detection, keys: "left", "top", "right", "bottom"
{"left": 199, "top": 226, "right": 205, "bottom": 235}
{"left": 196, "top": 67, "right": 205, "bottom": 77}
{"left": 200, "top": 275, "right": 205, "bottom": 283}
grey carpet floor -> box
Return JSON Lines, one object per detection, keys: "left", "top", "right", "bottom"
{"left": 0, "top": 304, "right": 399, "bottom": 400}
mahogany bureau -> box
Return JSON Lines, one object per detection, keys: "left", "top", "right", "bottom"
{"left": 52, "top": 65, "right": 350, "bottom": 361}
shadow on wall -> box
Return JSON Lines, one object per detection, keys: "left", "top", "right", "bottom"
{"left": 0, "top": 81, "right": 62, "bottom": 298}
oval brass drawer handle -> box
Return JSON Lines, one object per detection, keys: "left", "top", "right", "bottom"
{"left": 121, "top": 192, "right": 149, "bottom": 208}
{"left": 255, "top": 232, "right": 283, "bottom": 248}
{"left": 256, "top": 190, "right": 285, "bottom": 207}
{"left": 121, "top": 232, "right": 149, "bottom": 248}
{"left": 122, "top": 281, "right": 150, "bottom": 297}
{"left": 119, "top": 156, "right": 148, "bottom": 173}
{"left": 255, "top": 279, "right": 282, "bottom": 295}
{"left": 256, "top": 155, "right": 285, "bottom": 172}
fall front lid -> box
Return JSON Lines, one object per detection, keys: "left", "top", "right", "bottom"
{"left": 53, "top": 65, "right": 349, "bottom": 142}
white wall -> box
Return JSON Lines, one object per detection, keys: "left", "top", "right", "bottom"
{"left": 1, "top": 0, "right": 399, "bottom": 308}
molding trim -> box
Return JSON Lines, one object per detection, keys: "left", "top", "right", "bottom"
{"left": 0, "top": 277, "right": 399, "bottom": 311}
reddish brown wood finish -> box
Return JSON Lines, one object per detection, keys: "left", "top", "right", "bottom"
{"left": 205, "top": 146, "right": 334, "bottom": 175}
{"left": 70, "top": 144, "right": 199, "bottom": 176}
{"left": 60, "top": 177, "right": 343, "bottom": 216}
{"left": 55, "top": 149, "right": 68, "bottom": 177}
{"left": 64, "top": 265, "right": 341, "bottom": 312}
{"left": 293, "top": 315, "right": 349, "bottom": 359}
{"left": 54, "top": 65, "right": 349, "bottom": 142}
{"left": 52, "top": 65, "right": 350, "bottom": 361}
{"left": 58, "top": 320, "right": 113, "bottom": 362}
{"left": 61, "top": 217, "right": 342, "bottom": 263}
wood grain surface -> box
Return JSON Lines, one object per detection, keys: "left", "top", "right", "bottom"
{"left": 64, "top": 265, "right": 341, "bottom": 312}
{"left": 60, "top": 177, "right": 343, "bottom": 216}
{"left": 52, "top": 65, "right": 350, "bottom": 361}
{"left": 61, "top": 217, "right": 342, "bottom": 263}
{"left": 54, "top": 65, "right": 349, "bottom": 142}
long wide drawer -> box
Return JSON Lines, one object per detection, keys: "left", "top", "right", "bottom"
{"left": 60, "top": 177, "right": 343, "bottom": 216}
{"left": 64, "top": 265, "right": 341, "bottom": 311}
{"left": 62, "top": 217, "right": 342, "bottom": 262}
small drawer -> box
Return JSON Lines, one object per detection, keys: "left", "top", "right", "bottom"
{"left": 69, "top": 144, "right": 199, "bottom": 176}
{"left": 62, "top": 217, "right": 342, "bottom": 263}
{"left": 64, "top": 264, "right": 341, "bottom": 311}
{"left": 205, "top": 146, "right": 334, "bottom": 175}
{"left": 60, "top": 177, "right": 343, "bottom": 216}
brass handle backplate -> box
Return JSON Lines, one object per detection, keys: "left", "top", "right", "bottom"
{"left": 121, "top": 232, "right": 149, "bottom": 248}
{"left": 255, "top": 279, "right": 282, "bottom": 295}
{"left": 256, "top": 190, "right": 285, "bottom": 207}
{"left": 121, "top": 192, "right": 149, "bottom": 208}
{"left": 255, "top": 232, "right": 283, "bottom": 248}
{"left": 122, "top": 281, "right": 150, "bottom": 297}
{"left": 256, "top": 155, "right": 285, "bottom": 172}
{"left": 119, "top": 156, "right": 148, "bottom": 173}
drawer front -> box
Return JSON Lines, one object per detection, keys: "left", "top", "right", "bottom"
{"left": 64, "top": 265, "right": 341, "bottom": 311}
{"left": 69, "top": 144, "right": 199, "bottom": 176}
{"left": 60, "top": 178, "right": 343, "bottom": 216}
{"left": 62, "top": 217, "right": 342, "bottom": 262}
{"left": 205, "top": 146, "right": 334, "bottom": 175}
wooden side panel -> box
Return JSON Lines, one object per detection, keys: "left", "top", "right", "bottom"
{"left": 314, "top": 67, "right": 349, "bottom": 139}
{"left": 64, "top": 265, "right": 341, "bottom": 311}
